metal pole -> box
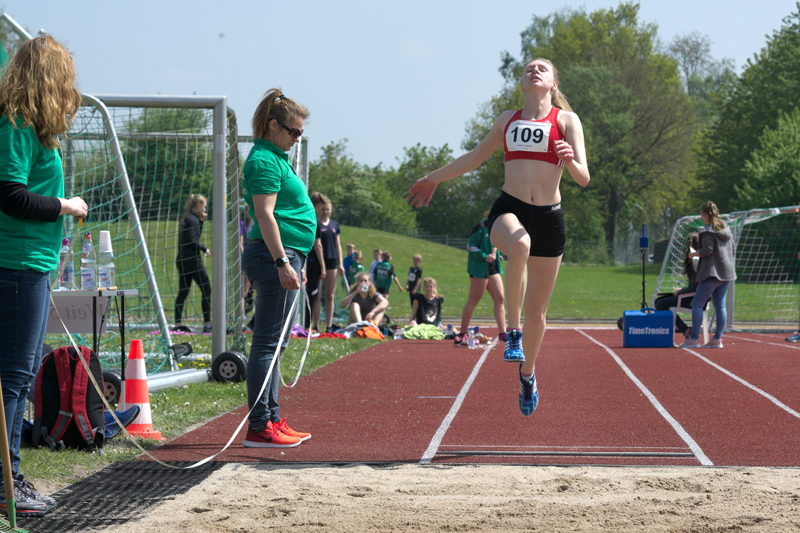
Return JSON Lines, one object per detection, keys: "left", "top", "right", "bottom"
{"left": 86, "top": 94, "right": 177, "bottom": 369}
{"left": 211, "top": 98, "right": 228, "bottom": 357}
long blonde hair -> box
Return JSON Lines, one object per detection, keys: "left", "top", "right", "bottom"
{"left": 700, "top": 201, "right": 724, "bottom": 231}
{"left": 422, "top": 277, "right": 439, "bottom": 298}
{"left": 352, "top": 272, "right": 377, "bottom": 299}
{"left": 181, "top": 193, "right": 207, "bottom": 223}
{"left": 528, "top": 58, "right": 572, "bottom": 112}
{"left": 252, "top": 88, "right": 309, "bottom": 140}
{"left": 0, "top": 35, "right": 82, "bottom": 149}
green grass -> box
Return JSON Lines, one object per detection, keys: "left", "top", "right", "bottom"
{"left": 341, "top": 226, "right": 663, "bottom": 321}
{"left": 20, "top": 337, "right": 379, "bottom": 486}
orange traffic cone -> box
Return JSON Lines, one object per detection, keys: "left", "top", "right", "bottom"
{"left": 120, "top": 339, "right": 164, "bottom": 440}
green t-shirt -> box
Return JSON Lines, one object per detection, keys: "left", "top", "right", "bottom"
{"left": 373, "top": 260, "right": 395, "bottom": 291}
{"left": 347, "top": 261, "right": 365, "bottom": 285}
{"left": 0, "top": 116, "right": 64, "bottom": 272}
{"left": 243, "top": 138, "right": 316, "bottom": 255}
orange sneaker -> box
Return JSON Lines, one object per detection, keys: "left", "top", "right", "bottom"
{"left": 273, "top": 418, "right": 311, "bottom": 442}
{"left": 243, "top": 421, "right": 302, "bottom": 448}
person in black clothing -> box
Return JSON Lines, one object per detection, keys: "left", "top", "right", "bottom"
{"left": 406, "top": 253, "right": 423, "bottom": 306}
{"left": 408, "top": 277, "right": 444, "bottom": 327}
{"left": 174, "top": 193, "right": 212, "bottom": 333}
{"left": 311, "top": 192, "right": 344, "bottom": 332}
{"left": 305, "top": 192, "right": 326, "bottom": 331}
{"left": 653, "top": 233, "right": 700, "bottom": 337}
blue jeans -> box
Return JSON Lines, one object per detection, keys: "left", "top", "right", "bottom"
{"left": 0, "top": 267, "right": 50, "bottom": 476}
{"left": 242, "top": 242, "right": 304, "bottom": 431}
{"left": 691, "top": 278, "right": 730, "bottom": 340}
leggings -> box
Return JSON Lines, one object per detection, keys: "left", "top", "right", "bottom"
{"left": 175, "top": 257, "right": 211, "bottom": 323}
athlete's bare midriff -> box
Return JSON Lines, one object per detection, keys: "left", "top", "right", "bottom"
{"left": 502, "top": 158, "right": 563, "bottom": 206}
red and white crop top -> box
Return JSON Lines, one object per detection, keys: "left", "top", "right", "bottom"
{"left": 503, "top": 107, "right": 564, "bottom": 167}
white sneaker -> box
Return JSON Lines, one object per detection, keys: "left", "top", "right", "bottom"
{"left": 703, "top": 338, "right": 724, "bottom": 348}
{"left": 679, "top": 339, "right": 702, "bottom": 348}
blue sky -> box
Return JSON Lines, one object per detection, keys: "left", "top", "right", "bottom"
{"left": 3, "top": 0, "right": 796, "bottom": 167}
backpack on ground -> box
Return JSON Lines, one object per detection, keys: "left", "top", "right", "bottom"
{"left": 32, "top": 346, "right": 105, "bottom": 451}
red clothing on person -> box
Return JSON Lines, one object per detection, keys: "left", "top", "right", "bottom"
{"left": 503, "top": 107, "right": 564, "bottom": 167}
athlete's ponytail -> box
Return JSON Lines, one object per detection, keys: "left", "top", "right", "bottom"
{"left": 700, "top": 201, "right": 724, "bottom": 231}
{"left": 252, "top": 88, "right": 309, "bottom": 140}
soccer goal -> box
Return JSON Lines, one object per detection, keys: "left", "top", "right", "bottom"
{"left": 654, "top": 206, "right": 800, "bottom": 332}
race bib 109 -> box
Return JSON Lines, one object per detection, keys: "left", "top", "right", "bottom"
{"left": 506, "top": 120, "right": 550, "bottom": 153}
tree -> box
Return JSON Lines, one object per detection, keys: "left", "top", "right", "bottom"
{"left": 309, "top": 140, "right": 417, "bottom": 234}
{"left": 473, "top": 2, "right": 696, "bottom": 260}
{"left": 667, "top": 32, "right": 737, "bottom": 123}
{"left": 697, "top": 6, "right": 800, "bottom": 210}
{"left": 392, "top": 143, "right": 491, "bottom": 236}
{"left": 119, "top": 108, "right": 214, "bottom": 220}
{"left": 735, "top": 108, "right": 800, "bottom": 207}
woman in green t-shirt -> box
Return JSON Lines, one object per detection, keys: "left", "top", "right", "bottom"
{"left": 241, "top": 89, "right": 315, "bottom": 449}
{"left": 0, "top": 35, "right": 86, "bottom": 516}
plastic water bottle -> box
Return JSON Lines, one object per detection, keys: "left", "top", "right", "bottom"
{"left": 467, "top": 327, "right": 477, "bottom": 349}
{"left": 80, "top": 231, "right": 97, "bottom": 290}
{"left": 56, "top": 238, "right": 76, "bottom": 290}
{"left": 97, "top": 230, "right": 115, "bottom": 289}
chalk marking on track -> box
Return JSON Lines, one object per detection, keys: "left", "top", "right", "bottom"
{"left": 436, "top": 450, "right": 695, "bottom": 458}
{"left": 440, "top": 444, "right": 688, "bottom": 450}
{"left": 576, "top": 329, "right": 713, "bottom": 466}
{"left": 417, "top": 396, "right": 457, "bottom": 399}
{"left": 725, "top": 334, "right": 800, "bottom": 351}
{"left": 419, "top": 341, "right": 495, "bottom": 464}
{"left": 681, "top": 347, "right": 800, "bottom": 419}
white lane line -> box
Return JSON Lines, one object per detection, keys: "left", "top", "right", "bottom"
{"left": 725, "top": 334, "right": 800, "bottom": 351}
{"left": 419, "top": 341, "right": 495, "bottom": 464}
{"left": 681, "top": 347, "right": 800, "bottom": 419}
{"left": 576, "top": 329, "right": 713, "bottom": 466}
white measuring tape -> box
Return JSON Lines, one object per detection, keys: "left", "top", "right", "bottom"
{"left": 50, "top": 267, "right": 312, "bottom": 469}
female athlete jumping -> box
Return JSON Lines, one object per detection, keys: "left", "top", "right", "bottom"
{"left": 407, "top": 58, "right": 590, "bottom": 415}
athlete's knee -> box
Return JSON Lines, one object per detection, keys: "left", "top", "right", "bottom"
{"left": 526, "top": 310, "right": 547, "bottom": 328}
{"left": 507, "top": 234, "right": 531, "bottom": 259}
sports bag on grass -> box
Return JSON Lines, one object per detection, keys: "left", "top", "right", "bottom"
{"left": 32, "top": 346, "right": 105, "bottom": 451}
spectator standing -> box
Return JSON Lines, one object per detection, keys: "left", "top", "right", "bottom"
{"left": 174, "top": 193, "right": 212, "bottom": 333}
{"left": 406, "top": 253, "right": 423, "bottom": 305}
{"left": 0, "top": 35, "right": 86, "bottom": 515}
{"left": 680, "top": 201, "right": 737, "bottom": 349}
{"left": 241, "top": 88, "right": 313, "bottom": 448}
{"left": 314, "top": 194, "right": 345, "bottom": 332}
{"left": 368, "top": 248, "right": 381, "bottom": 281}
{"left": 347, "top": 249, "right": 365, "bottom": 287}
{"left": 374, "top": 250, "right": 404, "bottom": 296}
{"left": 453, "top": 218, "right": 507, "bottom": 345}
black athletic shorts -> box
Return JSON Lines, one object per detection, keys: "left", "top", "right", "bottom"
{"left": 324, "top": 257, "right": 339, "bottom": 270}
{"left": 487, "top": 191, "right": 566, "bottom": 257}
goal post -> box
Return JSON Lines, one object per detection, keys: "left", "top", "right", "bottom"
{"left": 655, "top": 205, "right": 800, "bottom": 332}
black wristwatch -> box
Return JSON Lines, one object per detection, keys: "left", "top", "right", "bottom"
{"left": 275, "top": 256, "right": 290, "bottom": 268}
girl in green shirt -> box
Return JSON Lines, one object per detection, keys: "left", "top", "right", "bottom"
{"left": 0, "top": 35, "right": 86, "bottom": 516}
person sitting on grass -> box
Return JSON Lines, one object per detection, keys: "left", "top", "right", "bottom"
{"left": 408, "top": 277, "right": 444, "bottom": 327}
{"left": 340, "top": 272, "right": 388, "bottom": 326}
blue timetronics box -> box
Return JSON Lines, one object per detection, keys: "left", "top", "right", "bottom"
{"left": 622, "top": 309, "right": 674, "bottom": 347}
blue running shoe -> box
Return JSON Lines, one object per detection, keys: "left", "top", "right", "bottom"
{"left": 503, "top": 329, "right": 525, "bottom": 362}
{"left": 518, "top": 370, "right": 539, "bottom": 416}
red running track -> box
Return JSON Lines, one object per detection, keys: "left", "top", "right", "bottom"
{"left": 149, "top": 329, "right": 800, "bottom": 467}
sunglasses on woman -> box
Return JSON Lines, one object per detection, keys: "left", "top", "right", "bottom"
{"left": 277, "top": 121, "right": 303, "bottom": 138}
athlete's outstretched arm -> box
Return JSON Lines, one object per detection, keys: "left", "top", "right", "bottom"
{"left": 406, "top": 111, "right": 512, "bottom": 207}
